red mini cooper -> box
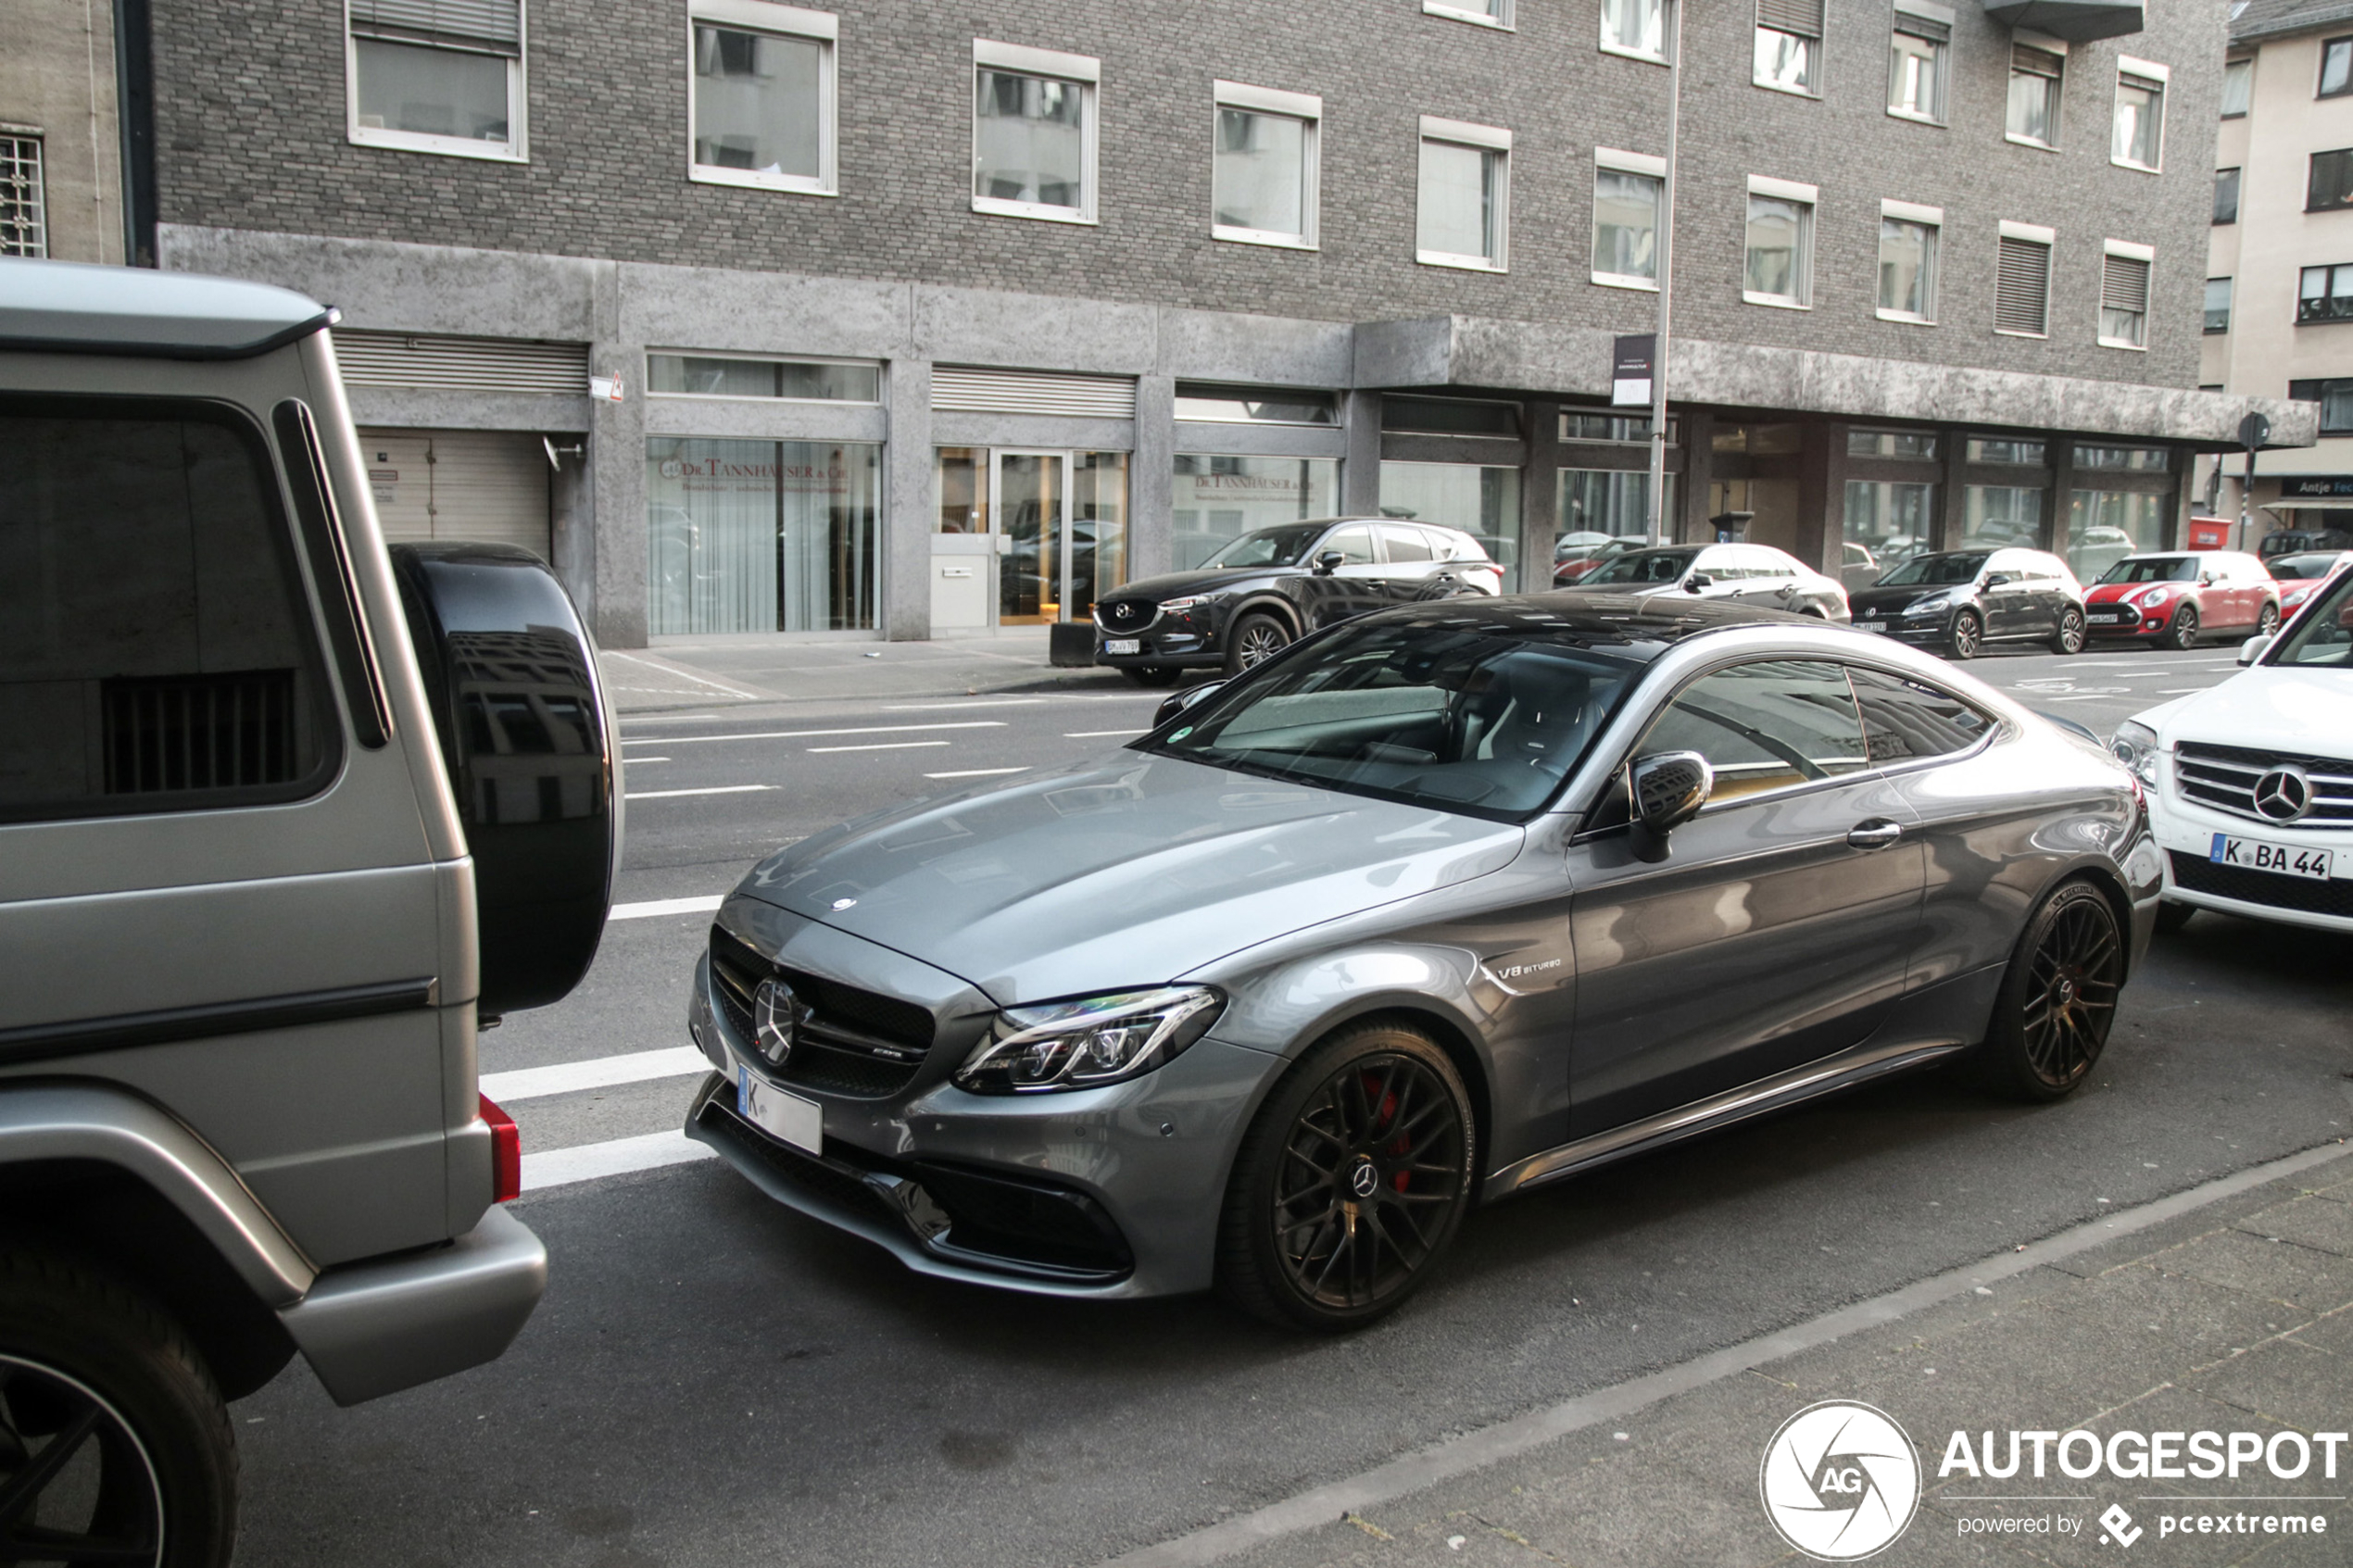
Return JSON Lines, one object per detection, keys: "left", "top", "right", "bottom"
{"left": 2083, "top": 551, "right": 2281, "bottom": 650}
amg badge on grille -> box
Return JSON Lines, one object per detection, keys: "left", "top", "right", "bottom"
{"left": 753, "top": 977, "right": 807, "bottom": 1066}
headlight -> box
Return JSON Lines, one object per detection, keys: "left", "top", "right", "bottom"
{"left": 954, "top": 986, "right": 1224, "bottom": 1094}
{"left": 1159, "top": 596, "right": 1207, "bottom": 612}
{"left": 2132, "top": 584, "right": 2175, "bottom": 607}
{"left": 1902, "top": 593, "right": 1953, "bottom": 618}
{"left": 2109, "top": 720, "right": 2161, "bottom": 788}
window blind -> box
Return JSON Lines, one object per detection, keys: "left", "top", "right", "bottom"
{"left": 2012, "top": 44, "right": 2062, "bottom": 78}
{"left": 1756, "top": 0, "right": 1825, "bottom": 37}
{"left": 1895, "top": 13, "right": 1951, "bottom": 42}
{"left": 349, "top": 0, "right": 522, "bottom": 53}
{"left": 2101, "top": 253, "right": 2150, "bottom": 317}
{"left": 334, "top": 331, "right": 585, "bottom": 394}
{"left": 1994, "top": 236, "right": 2051, "bottom": 335}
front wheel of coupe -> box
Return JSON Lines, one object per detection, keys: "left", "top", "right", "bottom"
{"left": 1975, "top": 880, "right": 2124, "bottom": 1104}
{"left": 1216, "top": 1022, "right": 1476, "bottom": 1332}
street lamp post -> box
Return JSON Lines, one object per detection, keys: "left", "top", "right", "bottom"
{"left": 1644, "top": 0, "right": 1682, "bottom": 547}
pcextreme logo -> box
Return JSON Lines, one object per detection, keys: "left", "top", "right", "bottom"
{"left": 1759, "top": 1400, "right": 1923, "bottom": 1561}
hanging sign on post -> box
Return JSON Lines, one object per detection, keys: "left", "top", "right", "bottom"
{"left": 1611, "top": 333, "right": 1655, "bottom": 408}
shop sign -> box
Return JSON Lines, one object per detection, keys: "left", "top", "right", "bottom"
{"left": 2279, "top": 475, "right": 2353, "bottom": 498}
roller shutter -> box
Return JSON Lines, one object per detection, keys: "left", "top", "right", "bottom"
{"left": 1994, "top": 235, "right": 2051, "bottom": 336}
{"left": 1755, "top": 0, "right": 1824, "bottom": 38}
{"left": 359, "top": 428, "right": 551, "bottom": 560}
{"left": 334, "top": 331, "right": 586, "bottom": 395}
{"left": 931, "top": 367, "right": 1136, "bottom": 418}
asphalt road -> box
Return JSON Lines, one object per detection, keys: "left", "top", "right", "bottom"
{"left": 220, "top": 640, "right": 2353, "bottom": 1568}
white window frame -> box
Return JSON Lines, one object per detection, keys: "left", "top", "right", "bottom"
{"left": 1753, "top": 1, "right": 1825, "bottom": 99}
{"left": 1994, "top": 219, "right": 2056, "bottom": 340}
{"left": 1210, "top": 80, "right": 1320, "bottom": 251}
{"left": 2004, "top": 31, "right": 2066, "bottom": 153}
{"left": 2111, "top": 55, "right": 2169, "bottom": 174}
{"left": 1743, "top": 174, "right": 1817, "bottom": 310}
{"left": 1886, "top": 0, "right": 1953, "bottom": 127}
{"left": 1423, "top": 0, "right": 1514, "bottom": 32}
{"left": 1592, "top": 147, "right": 1666, "bottom": 291}
{"left": 686, "top": 0, "right": 837, "bottom": 195}
{"left": 345, "top": 0, "right": 528, "bottom": 163}
{"left": 971, "top": 38, "right": 1101, "bottom": 225}
{"left": 2097, "top": 237, "right": 2155, "bottom": 352}
{"left": 1876, "top": 197, "right": 1942, "bottom": 324}
{"left": 1599, "top": 0, "right": 1667, "bottom": 63}
{"left": 644, "top": 347, "right": 883, "bottom": 403}
{"left": 1416, "top": 116, "right": 1511, "bottom": 273}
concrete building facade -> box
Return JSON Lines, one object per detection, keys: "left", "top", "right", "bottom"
{"left": 145, "top": 0, "right": 2310, "bottom": 647}
{"left": 1, "top": 0, "right": 129, "bottom": 265}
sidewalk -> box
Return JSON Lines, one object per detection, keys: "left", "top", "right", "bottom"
{"left": 1138, "top": 1147, "right": 2353, "bottom": 1568}
{"left": 598, "top": 627, "right": 1133, "bottom": 714}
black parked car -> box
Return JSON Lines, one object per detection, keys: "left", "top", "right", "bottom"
{"left": 1848, "top": 546, "right": 2087, "bottom": 659}
{"left": 1093, "top": 518, "right": 1502, "bottom": 684}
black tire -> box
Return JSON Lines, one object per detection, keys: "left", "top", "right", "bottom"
{"left": 1119, "top": 665, "right": 1181, "bottom": 688}
{"left": 2154, "top": 898, "right": 2196, "bottom": 935}
{"left": 1222, "top": 612, "right": 1292, "bottom": 676}
{"left": 1975, "top": 880, "right": 2124, "bottom": 1103}
{"left": 2165, "top": 603, "right": 2200, "bottom": 651}
{"left": 2050, "top": 606, "right": 2086, "bottom": 656}
{"left": 1216, "top": 1022, "right": 1476, "bottom": 1332}
{"left": 2256, "top": 602, "right": 2281, "bottom": 638}
{"left": 0, "top": 1248, "right": 235, "bottom": 1568}
{"left": 1946, "top": 608, "right": 1982, "bottom": 660}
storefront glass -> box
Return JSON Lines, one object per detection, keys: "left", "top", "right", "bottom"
{"left": 1379, "top": 460, "right": 1521, "bottom": 589}
{"left": 1963, "top": 484, "right": 2044, "bottom": 549}
{"left": 1173, "top": 456, "right": 1339, "bottom": 570}
{"left": 2069, "top": 489, "right": 2169, "bottom": 580}
{"left": 1070, "top": 451, "right": 1128, "bottom": 619}
{"left": 1843, "top": 481, "right": 1935, "bottom": 581}
{"left": 1556, "top": 469, "right": 1669, "bottom": 547}
{"left": 647, "top": 438, "right": 878, "bottom": 634}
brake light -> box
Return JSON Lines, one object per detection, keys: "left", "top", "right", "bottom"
{"left": 480, "top": 1093, "right": 522, "bottom": 1203}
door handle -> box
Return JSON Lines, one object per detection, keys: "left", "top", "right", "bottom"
{"left": 1846, "top": 819, "right": 1904, "bottom": 849}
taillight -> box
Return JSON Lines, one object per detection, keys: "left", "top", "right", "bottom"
{"left": 480, "top": 1093, "right": 522, "bottom": 1203}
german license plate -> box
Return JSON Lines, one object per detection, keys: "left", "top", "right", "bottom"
{"left": 1856, "top": 621, "right": 1887, "bottom": 633}
{"left": 2089, "top": 610, "right": 2123, "bottom": 623}
{"left": 2209, "top": 833, "right": 2333, "bottom": 881}
{"left": 1103, "top": 638, "right": 1140, "bottom": 655}
{"left": 738, "top": 1073, "right": 823, "bottom": 1154}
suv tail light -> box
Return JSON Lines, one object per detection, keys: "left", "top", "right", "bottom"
{"left": 480, "top": 1093, "right": 522, "bottom": 1203}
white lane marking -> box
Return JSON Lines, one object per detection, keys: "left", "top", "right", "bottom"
{"left": 623, "top": 756, "right": 673, "bottom": 764}
{"left": 620, "top": 713, "right": 723, "bottom": 725}
{"left": 623, "top": 721, "right": 1004, "bottom": 746}
{"left": 1063, "top": 729, "right": 1145, "bottom": 738}
{"left": 602, "top": 650, "right": 771, "bottom": 701}
{"left": 520, "top": 1130, "right": 717, "bottom": 1191}
{"left": 809, "top": 740, "right": 951, "bottom": 754}
{"left": 926, "top": 767, "right": 1031, "bottom": 779}
{"left": 609, "top": 894, "right": 725, "bottom": 921}
{"left": 483, "top": 1046, "right": 711, "bottom": 1103}
{"left": 625, "top": 784, "right": 777, "bottom": 799}
{"left": 2158, "top": 688, "right": 2208, "bottom": 695}
{"left": 881, "top": 698, "right": 1050, "bottom": 710}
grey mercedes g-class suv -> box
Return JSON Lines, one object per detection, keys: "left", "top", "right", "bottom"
{"left": 0, "top": 259, "right": 619, "bottom": 1564}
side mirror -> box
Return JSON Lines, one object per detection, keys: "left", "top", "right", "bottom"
{"left": 1629, "top": 750, "right": 1713, "bottom": 860}
{"left": 1983, "top": 571, "right": 2015, "bottom": 588}
{"left": 1683, "top": 572, "right": 1713, "bottom": 593}
{"left": 2199, "top": 571, "right": 2218, "bottom": 586}
{"left": 1155, "top": 679, "right": 1227, "bottom": 728}
{"left": 1313, "top": 549, "right": 1345, "bottom": 575}
{"left": 2237, "top": 633, "right": 2272, "bottom": 667}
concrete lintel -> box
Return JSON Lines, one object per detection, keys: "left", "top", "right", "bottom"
{"left": 1156, "top": 307, "right": 1353, "bottom": 387}
{"left": 620, "top": 263, "right": 912, "bottom": 360}
{"left": 641, "top": 397, "right": 887, "bottom": 444}
{"left": 927, "top": 410, "right": 1135, "bottom": 450}
{"left": 346, "top": 388, "right": 589, "bottom": 433}
{"left": 912, "top": 285, "right": 1159, "bottom": 376}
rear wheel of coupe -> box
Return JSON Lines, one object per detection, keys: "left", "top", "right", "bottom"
{"left": 1216, "top": 1022, "right": 1476, "bottom": 1332}
{"left": 1975, "top": 880, "right": 2124, "bottom": 1103}
{"left": 1223, "top": 612, "right": 1292, "bottom": 675}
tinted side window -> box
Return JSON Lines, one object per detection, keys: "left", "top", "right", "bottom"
{"left": 0, "top": 404, "right": 336, "bottom": 822}
{"left": 1847, "top": 666, "right": 1994, "bottom": 764}
{"left": 1378, "top": 524, "right": 1432, "bottom": 562}
{"left": 1640, "top": 659, "right": 1870, "bottom": 806}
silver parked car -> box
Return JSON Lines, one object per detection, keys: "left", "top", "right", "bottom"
{"left": 1552, "top": 543, "right": 1852, "bottom": 621}
{"left": 684, "top": 596, "right": 2158, "bottom": 1329}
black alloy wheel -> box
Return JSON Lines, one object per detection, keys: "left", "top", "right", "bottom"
{"left": 2165, "top": 603, "right": 2200, "bottom": 651}
{"left": 1217, "top": 1023, "right": 1476, "bottom": 1331}
{"left": 1119, "top": 666, "right": 1181, "bottom": 688}
{"left": 1977, "top": 881, "right": 2124, "bottom": 1102}
{"left": 1946, "top": 608, "right": 1982, "bottom": 660}
{"left": 2257, "top": 602, "right": 2281, "bottom": 638}
{"left": 2051, "top": 606, "right": 2086, "bottom": 656}
{"left": 1223, "top": 613, "right": 1292, "bottom": 675}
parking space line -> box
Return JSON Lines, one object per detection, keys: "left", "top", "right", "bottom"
{"left": 483, "top": 1046, "right": 711, "bottom": 1103}
{"left": 609, "top": 894, "right": 726, "bottom": 921}
{"left": 1063, "top": 729, "right": 1144, "bottom": 737}
{"left": 808, "top": 740, "right": 952, "bottom": 753}
{"left": 519, "top": 1130, "right": 717, "bottom": 1192}
{"left": 625, "top": 784, "right": 777, "bottom": 799}
{"left": 926, "top": 767, "right": 1030, "bottom": 779}
{"left": 623, "top": 721, "right": 1005, "bottom": 746}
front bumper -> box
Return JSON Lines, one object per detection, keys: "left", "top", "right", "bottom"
{"left": 1849, "top": 614, "right": 1951, "bottom": 646}
{"left": 2085, "top": 603, "right": 2169, "bottom": 638}
{"left": 2148, "top": 786, "right": 2353, "bottom": 933}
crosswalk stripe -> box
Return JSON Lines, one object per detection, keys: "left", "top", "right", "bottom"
{"left": 481, "top": 1046, "right": 711, "bottom": 1102}
{"left": 520, "top": 1130, "right": 718, "bottom": 1191}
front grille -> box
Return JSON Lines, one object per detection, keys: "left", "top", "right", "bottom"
{"left": 2174, "top": 743, "right": 2353, "bottom": 830}
{"left": 2171, "top": 852, "right": 2353, "bottom": 918}
{"left": 2086, "top": 604, "right": 2142, "bottom": 628}
{"left": 1093, "top": 598, "right": 1158, "bottom": 634}
{"left": 709, "top": 926, "right": 932, "bottom": 1098}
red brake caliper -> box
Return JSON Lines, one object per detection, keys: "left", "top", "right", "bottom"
{"left": 1364, "top": 1072, "right": 1412, "bottom": 1192}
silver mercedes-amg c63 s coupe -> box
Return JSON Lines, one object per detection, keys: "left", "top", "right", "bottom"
{"left": 682, "top": 594, "right": 2160, "bottom": 1329}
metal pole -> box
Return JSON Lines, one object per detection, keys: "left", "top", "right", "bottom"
{"left": 1645, "top": 0, "right": 1681, "bottom": 547}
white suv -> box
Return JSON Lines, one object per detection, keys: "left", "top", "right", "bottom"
{"left": 2112, "top": 563, "right": 2353, "bottom": 933}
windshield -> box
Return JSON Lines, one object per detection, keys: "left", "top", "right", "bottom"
{"left": 2270, "top": 553, "right": 2345, "bottom": 581}
{"left": 1877, "top": 552, "right": 1987, "bottom": 587}
{"left": 1201, "top": 524, "right": 1327, "bottom": 570}
{"left": 2097, "top": 556, "right": 2197, "bottom": 585}
{"left": 1582, "top": 549, "right": 1696, "bottom": 585}
{"left": 1144, "top": 620, "right": 1640, "bottom": 822}
{"left": 2270, "top": 569, "right": 2353, "bottom": 668}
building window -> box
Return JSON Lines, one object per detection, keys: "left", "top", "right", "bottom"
{"left": 1755, "top": 0, "right": 1824, "bottom": 95}
{"left": 2214, "top": 167, "right": 2240, "bottom": 225}
{"left": 1743, "top": 178, "right": 1816, "bottom": 308}
{"left": 1963, "top": 484, "right": 2043, "bottom": 550}
{"left": 1557, "top": 470, "right": 1671, "bottom": 557}
{"left": 1600, "top": 0, "right": 1665, "bottom": 60}
{"left": 1994, "top": 223, "right": 2054, "bottom": 338}
{"left": 647, "top": 352, "right": 879, "bottom": 400}
{"left": 2323, "top": 37, "right": 2353, "bottom": 97}
{"left": 1966, "top": 437, "right": 2046, "bottom": 466}
{"left": 1845, "top": 481, "right": 1937, "bottom": 576}
{"left": 1424, "top": 0, "right": 1512, "bottom": 28}
{"left": 1379, "top": 460, "right": 1521, "bottom": 588}
{"left": 2298, "top": 263, "right": 2353, "bottom": 323}
{"left": 2111, "top": 58, "right": 2166, "bottom": 172}
{"left": 647, "top": 438, "right": 879, "bottom": 633}
{"left": 1878, "top": 200, "right": 1940, "bottom": 323}
{"left": 0, "top": 132, "right": 44, "bottom": 257}
{"left": 1211, "top": 82, "right": 1319, "bottom": 248}
{"left": 2204, "top": 277, "right": 2233, "bottom": 334}
{"left": 1172, "top": 456, "right": 1340, "bottom": 570}
{"left": 1849, "top": 429, "right": 1937, "bottom": 459}
{"left": 2310, "top": 149, "right": 2353, "bottom": 213}
{"left": 972, "top": 40, "right": 1099, "bottom": 223}
{"left": 1887, "top": 3, "right": 1951, "bottom": 124}
{"left": 1382, "top": 396, "right": 1521, "bottom": 437}
{"left": 2221, "top": 56, "right": 2253, "bottom": 117}
{"left": 1417, "top": 117, "right": 1510, "bottom": 271}
{"left": 346, "top": 0, "right": 525, "bottom": 160}
{"left": 1174, "top": 383, "right": 1337, "bottom": 424}
{"left": 1592, "top": 148, "right": 1664, "bottom": 289}
{"left": 2098, "top": 242, "right": 2152, "bottom": 350}
{"left": 2075, "top": 445, "right": 2167, "bottom": 471}
{"left": 2069, "top": 490, "right": 2167, "bottom": 580}
{"left": 2007, "top": 42, "right": 2064, "bottom": 148}
{"left": 687, "top": 1, "right": 835, "bottom": 194}
{"left": 2287, "top": 379, "right": 2353, "bottom": 434}
{"left": 1562, "top": 411, "right": 1675, "bottom": 443}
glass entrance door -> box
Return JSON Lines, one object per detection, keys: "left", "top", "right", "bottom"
{"left": 992, "top": 450, "right": 1067, "bottom": 624}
